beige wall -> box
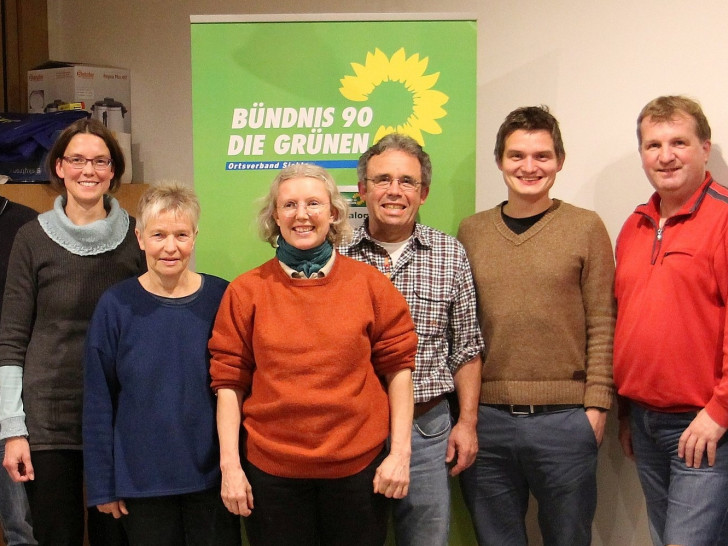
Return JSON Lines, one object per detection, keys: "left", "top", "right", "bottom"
{"left": 46, "top": 1, "right": 728, "bottom": 544}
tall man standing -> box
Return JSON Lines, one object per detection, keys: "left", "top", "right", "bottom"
{"left": 339, "top": 133, "right": 485, "bottom": 546}
{"left": 614, "top": 95, "right": 728, "bottom": 546}
{"left": 457, "top": 106, "right": 616, "bottom": 545}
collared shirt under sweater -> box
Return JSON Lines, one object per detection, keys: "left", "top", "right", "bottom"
{"left": 339, "top": 221, "right": 485, "bottom": 405}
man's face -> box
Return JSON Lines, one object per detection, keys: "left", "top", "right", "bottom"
{"left": 639, "top": 113, "right": 710, "bottom": 203}
{"left": 358, "top": 150, "right": 429, "bottom": 243}
{"left": 497, "top": 129, "right": 563, "bottom": 204}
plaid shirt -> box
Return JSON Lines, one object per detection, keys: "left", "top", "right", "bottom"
{"left": 339, "top": 221, "right": 485, "bottom": 403}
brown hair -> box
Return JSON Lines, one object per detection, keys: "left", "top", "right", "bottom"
{"left": 494, "top": 106, "right": 565, "bottom": 164}
{"left": 46, "top": 117, "right": 126, "bottom": 194}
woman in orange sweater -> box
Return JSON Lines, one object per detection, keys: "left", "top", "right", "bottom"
{"left": 209, "top": 163, "right": 416, "bottom": 546}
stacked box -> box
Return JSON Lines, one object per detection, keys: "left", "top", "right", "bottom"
{"left": 27, "top": 62, "right": 131, "bottom": 133}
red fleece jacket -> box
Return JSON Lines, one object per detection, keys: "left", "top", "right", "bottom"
{"left": 614, "top": 173, "right": 728, "bottom": 426}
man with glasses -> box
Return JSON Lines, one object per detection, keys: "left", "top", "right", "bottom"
{"left": 339, "top": 133, "right": 484, "bottom": 546}
{"left": 457, "top": 106, "right": 616, "bottom": 545}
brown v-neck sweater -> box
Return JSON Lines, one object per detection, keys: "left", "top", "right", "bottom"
{"left": 457, "top": 200, "right": 616, "bottom": 409}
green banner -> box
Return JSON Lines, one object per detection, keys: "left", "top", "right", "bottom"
{"left": 191, "top": 16, "right": 477, "bottom": 280}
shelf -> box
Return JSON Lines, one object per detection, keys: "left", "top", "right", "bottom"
{"left": 0, "top": 183, "right": 149, "bottom": 214}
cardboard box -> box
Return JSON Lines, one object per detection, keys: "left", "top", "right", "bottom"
{"left": 27, "top": 62, "right": 131, "bottom": 133}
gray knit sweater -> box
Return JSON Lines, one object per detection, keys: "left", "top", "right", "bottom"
{"left": 0, "top": 215, "right": 145, "bottom": 449}
{"left": 457, "top": 200, "right": 616, "bottom": 410}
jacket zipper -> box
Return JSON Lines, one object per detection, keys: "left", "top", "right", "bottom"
{"left": 650, "top": 225, "right": 663, "bottom": 265}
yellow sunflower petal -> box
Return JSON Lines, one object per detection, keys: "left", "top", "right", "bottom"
{"left": 339, "top": 48, "right": 450, "bottom": 146}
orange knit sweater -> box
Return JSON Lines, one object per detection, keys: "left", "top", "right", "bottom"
{"left": 209, "top": 254, "right": 417, "bottom": 479}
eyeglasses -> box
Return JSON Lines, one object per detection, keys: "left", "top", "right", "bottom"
{"left": 365, "top": 174, "right": 421, "bottom": 192}
{"left": 63, "top": 156, "right": 113, "bottom": 171}
{"left": 277, "top": 201, "right": 330, "bottom": 217}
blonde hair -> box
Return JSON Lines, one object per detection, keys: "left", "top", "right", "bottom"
{"left": 136, "top": 181, "right": 201, "bottom": 233}
{"left": 637, "top": 95, "right": 711, "bottom": 146}
{"left": 257, "top": 164, "right": 352, "bottom": 247}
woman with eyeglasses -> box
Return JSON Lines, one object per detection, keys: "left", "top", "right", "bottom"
{"left": 209, "top": 163, "right": 417, "bottom": 546}
{"left": 0, "top": 118, "right": 145, "bottom": 546}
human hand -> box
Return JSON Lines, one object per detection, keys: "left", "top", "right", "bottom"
{"left": 2, "top": 437, "right": 34, "bottom": 482}
{"left": 97, "top": 500, "right": 128, "bottom": 519}
{"left": 585, "top": 408, "right": 607, "bottom": 447}
{"left": 220, "top": 462, "right": 254, "bottom": 516}
{"left": 373, "top": 451, "right": 409, "bottom": 499}
{"left": 446, "top": 420, "right": 478, "bottom": 476}
{"left": 678, "top": 409, "right": 727, "bottom": 468}
{"left": 618, "top": 417, "right": 634, "bottom": 461}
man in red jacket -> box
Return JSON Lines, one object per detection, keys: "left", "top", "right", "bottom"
{"left": 614, "top": 95, "right": 728, "bottom": 546}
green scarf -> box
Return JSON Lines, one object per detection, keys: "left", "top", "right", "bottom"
{"left": 276, "top": 237, "right": 333, "bottom": 277}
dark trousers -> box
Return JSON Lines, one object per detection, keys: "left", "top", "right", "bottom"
{"left": 24, "top": 450, "right": 127, "bottom": 546}
{"left": 242, "top": 451, "right": 388, "bottom": 546}
{"left": 461, "top": 406, "right": 597, "bottom": 546}
{"left": 122, "top": 487, "right": 241, "bottom": 546}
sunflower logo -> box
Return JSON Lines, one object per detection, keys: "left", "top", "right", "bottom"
{"left": 339, "top": 48, "right": 449, "bottom": 146}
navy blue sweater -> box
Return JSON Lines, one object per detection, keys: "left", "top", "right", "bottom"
{"left": 83, "top": 274, "right": 228, "bottom": 506}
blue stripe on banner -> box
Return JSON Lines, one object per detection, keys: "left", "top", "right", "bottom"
{"left": 225, "top": 159, "right": 358, "bottom": 171}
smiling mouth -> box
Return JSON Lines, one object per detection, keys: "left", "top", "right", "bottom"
{"left": 293, "top": 226, "right": 314, "bottom": 233}
{"left": 383, "top": 203, "right": 405, "bottom": 210}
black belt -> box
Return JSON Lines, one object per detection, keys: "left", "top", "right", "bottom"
{"left": 484, "top": 404, "right": 583, "bottom": 416}
{"left": 414, "top": 394, "right": 446, "bottom": 418}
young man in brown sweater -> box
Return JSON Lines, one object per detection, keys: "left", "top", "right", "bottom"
{"left": 457, "top": 106, "right": 616, "bottom": 546}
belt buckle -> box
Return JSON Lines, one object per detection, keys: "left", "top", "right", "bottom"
{"left": 509, "top": 404, "right": 534, "bottom": 416}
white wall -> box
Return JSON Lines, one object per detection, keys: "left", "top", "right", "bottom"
{"left": 47, "top": 1, "right": 728, "bottom": 544}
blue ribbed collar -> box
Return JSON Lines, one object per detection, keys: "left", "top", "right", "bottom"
{"left": 38, "top": 195, "right": 129, "bottom": 256}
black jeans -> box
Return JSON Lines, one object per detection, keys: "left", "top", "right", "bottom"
{"left": 24, "top": 450, "right": 127, "bottom": 546}
{"left": 242, "top": 450, "right": 388, "bottom": 546}
{"left": 121, "top": 487, "right": 241, "bottom": 546}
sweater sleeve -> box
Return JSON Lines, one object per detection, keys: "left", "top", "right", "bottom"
{"left": 0, "top": 366, "right": 26, "bottom": 439}
{"left": 581, "top": 213, "right": 617, "bottom": 410}
{"left": 0, "top": 227, "right": 38, "bottom": 437}
{"left": 209, "top": 281, "right": 255, "bottom": 394}
{"left": 83, "top": 291, "right": 121, "bottom": 506}
{"left": 0, "top": 225, "right": 38, "bottom": 370}
{"left": 369, "top": 275, "right": 417, "bottom": 377}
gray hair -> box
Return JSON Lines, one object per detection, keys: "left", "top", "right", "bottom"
{"left": 357, "top": 133, "right": 432, "bottom": 189}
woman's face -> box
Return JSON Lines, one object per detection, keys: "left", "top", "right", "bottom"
{"left": 274, "top": 177, "right": 335, "bottom": 250}
{"left": 135, "top": 210, "right": 196, "bottom": 281}
{"left": 55, "top": 133, "right": 114, "bottom": 208}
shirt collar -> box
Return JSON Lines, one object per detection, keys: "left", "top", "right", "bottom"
{"left": 279, "top": 251, "right": 336, "bottom": 278}
{"left": 351, "top": 218, "right": 432, "bottom": 250}
{"left": 640, "top": 171, "right": 714, "bottom": 221}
